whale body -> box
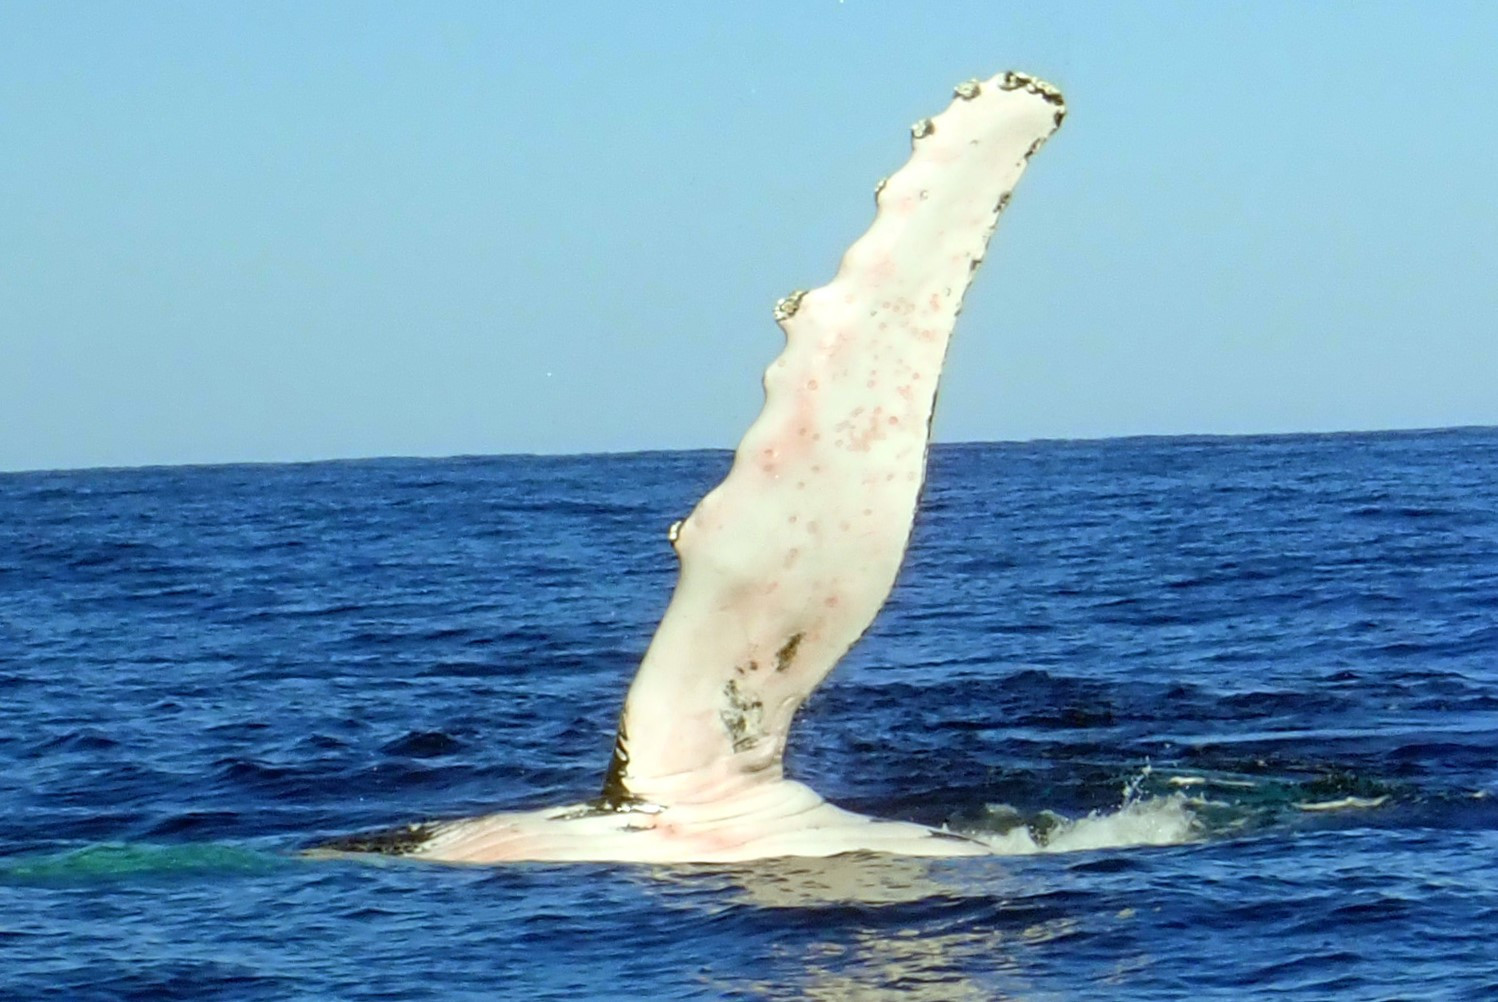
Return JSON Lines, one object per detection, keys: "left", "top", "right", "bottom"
{"left": 320, "top": 70, "right": 1065, "bottom": 864}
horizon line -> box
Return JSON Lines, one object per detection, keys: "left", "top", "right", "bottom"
{"left": 5, "top": 421, "right": 1495, "bottom": 478}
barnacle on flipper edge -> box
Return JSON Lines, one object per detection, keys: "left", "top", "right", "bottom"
{"left": 998, "top": 70, "right": 1066, "bottom": 113}
{"left": 775, "top": 290, "right": 808, "bottom": 323}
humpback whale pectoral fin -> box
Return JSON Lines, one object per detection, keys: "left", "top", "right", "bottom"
{"left": 595, "top": 71, "right": 1064, "bottom": 812}
{"left": 321, "top": 71, "right": 1064, "bottom": 864}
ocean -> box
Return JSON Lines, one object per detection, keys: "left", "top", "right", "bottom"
{"left": 3, "top": 428, "right": 1496, "bottom": 999}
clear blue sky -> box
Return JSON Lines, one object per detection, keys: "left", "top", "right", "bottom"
{"left": 3, "top": 2, "right": 1495, "bottom": 472}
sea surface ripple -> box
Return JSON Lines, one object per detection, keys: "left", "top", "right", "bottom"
{"left": 3, "top": 428, "right": 1496, "bottom": 999}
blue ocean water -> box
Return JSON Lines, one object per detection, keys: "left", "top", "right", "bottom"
{"left": 3, "top": 428, "right": 1496, "bottom": 999}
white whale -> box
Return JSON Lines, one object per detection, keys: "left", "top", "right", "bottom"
{"left": 322, "top": 70, "right": 1065, "bottom": 863}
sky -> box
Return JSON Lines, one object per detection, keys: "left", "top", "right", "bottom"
{"left": 3, "top": 2, "right": 1496, "bottom": 473}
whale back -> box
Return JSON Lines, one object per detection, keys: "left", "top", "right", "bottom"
{"left": 603, "top": 73, "right": 1065, "bottom": 809}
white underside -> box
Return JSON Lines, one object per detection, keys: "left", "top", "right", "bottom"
{"left": 316, "top": 75, "right": 1065, "bottom": 869}
{"left": 403, "top": 781, "right": 990, "bottom": 864}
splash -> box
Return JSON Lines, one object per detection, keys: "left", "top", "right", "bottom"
{"left": 962, "top": 790, "right": 1201, "bottom": 855}
{"left": 955, "top": 763, "right": 1410, "bottom": 855}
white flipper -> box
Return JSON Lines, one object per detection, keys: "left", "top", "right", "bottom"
{"left": 334, "top": 71, "right": 1064, "bottom": 864}
{"left": 602, "top": 73, "right": 1064, "bottom": 808}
